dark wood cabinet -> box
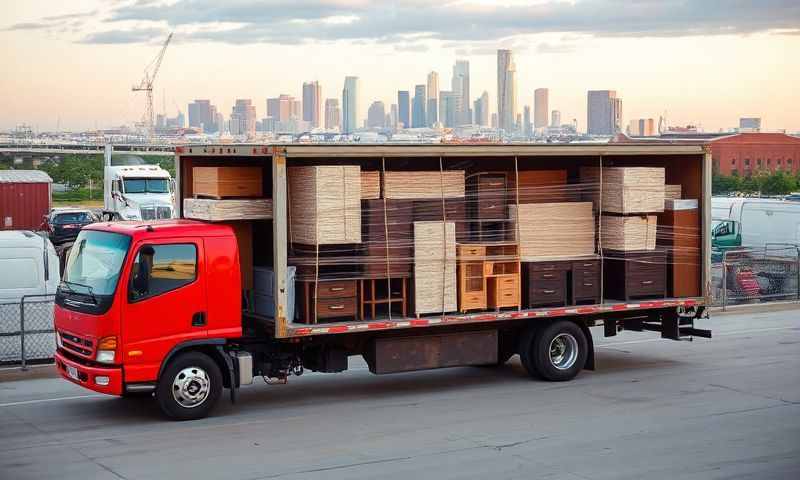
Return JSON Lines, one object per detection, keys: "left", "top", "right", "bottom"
{"left": 299, "top": 279, "right": 358, "bottom": 323}
{"left": 602, "top": 250, "right": 666, "bottom": 301}
{"left": 362, "top": 199, "right": 413, "bottom": 277}
{"left": 524, "top": 259, "right": 602, "bottom": 308}
{"left": 571, "top": 260, "right": 600, "bottom": 305}
{"left": 468, "top": 173, "right": 509, "bottom": 241}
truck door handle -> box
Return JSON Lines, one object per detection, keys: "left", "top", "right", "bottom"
{"left": 192, "top": 312, "right": 206, "bottom": 327}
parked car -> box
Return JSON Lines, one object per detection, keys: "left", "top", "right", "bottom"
{"left": 46, "top": 208, "right": 99, "bottom": 245}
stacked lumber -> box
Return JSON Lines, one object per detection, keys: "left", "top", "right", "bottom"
{"left": 288, "top": 166, "right": 361, "bottom": 245}
{"left": 193, "top": 166, "right": 263, "bottom": 198}
{"left": 509, "top": 202, "right": 595, "bottom": 259}
{"left": 183, "top": 198, "right": 273, "bottom": 221}
{"left": 511, "top": 170, "right": 571, "bottom": 203}
{"left": 665, "top": 184, "right": 682, "bottom": 200}
{"left": 580, "top": 167, "right": 665, "bottom": 213}
{"left": 384, "top": 171, "right": 465, "bottom": 199}
{"left": 413, "top": 221, "right": 457, "bottom": 315}
{"left": 361, "top": 171, "right": 381, "bottom": 199}
{"left": 601, "top": 215, "right": 657, "bottom": 251}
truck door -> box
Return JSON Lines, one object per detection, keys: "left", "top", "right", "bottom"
{"left": 122, "top": 238, "right": 207, "bottom": 382}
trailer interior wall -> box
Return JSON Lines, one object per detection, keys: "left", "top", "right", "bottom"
{"left": 175, "top": 144, "right": 710, "bottom": 340}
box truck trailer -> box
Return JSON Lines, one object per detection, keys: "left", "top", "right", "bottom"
{"left": 54, "top": 144, "right": 712, "bottom": 420}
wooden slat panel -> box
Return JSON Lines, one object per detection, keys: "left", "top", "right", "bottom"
{"left": 414, "top": 221, "right": 457, "bottom": 315}
{"left": 580, "top": 167, "right": 665, "bottom": 214}
{"left": 509, "top": 202, "right": 595, "bottom": 259}
{"left": 183, "top": 198, "right": 273, "bottom": 221}
{"left": 384, "top": 171, "right": 465, "bottom": 199}
{"left": 601, "top": 215, "right": 658, "bottom": 251}
{"left": 288, "top": 166, "right": 361, "bottom": 245}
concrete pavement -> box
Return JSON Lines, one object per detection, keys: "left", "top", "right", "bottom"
{"left": 0, "top": 310, "right": 798, "bottom": 480}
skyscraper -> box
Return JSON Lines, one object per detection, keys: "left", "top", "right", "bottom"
{"left": 342, "top": 76, "right": 359, "bottom": 134}
{"left": 390, "top": 104, "right": 399, "bottom": 131}
{"left": 397, "top": 90, "right": 410, "bottom": 129}
{"left": 627, "top": 118, "right": 656, "bottom": 136}
{"left": 324, "top": 98, "right": 340, "bottom": 130}
{"left": 267, "top": 95, "right": 294, "bottom": 123}
{"left": 551, "top": 110, "right": 561, "bottom": 127}
{"left": 523, "top": 106, "right": 532, "bottom": 137}
{"left": 188, "top": 99, "right": 219, "bottom": 133}
{"left": 587, "top": 90, "right": 622, "bottom": 135}
{"left": 426, "top": 71, "right": 439, "bottom": 127}
{"left": 497, "top": 50, "right": 517, "bottom": 132}
{"left": 412, "top": 84, "right": 426, "bottom": 128}
{"left": 229, "top": 99, "right": 256, "bottom": 137}
{"left": 302, "top": 81, "right": 322, "bottom": 128}
{"left": 452, "top": 60, "right": 471, "bottom": 125}
{"left": 534, "top": 88, "right": 548, "bottom": 129}
{"left": 439, "top": 91, "right": 459, "bottom": 128}
{"left": 367, "top": 101, "right": 386, "bottom": 128}
{"left": 473, "top": 91, "right": 489, "bottom": 126}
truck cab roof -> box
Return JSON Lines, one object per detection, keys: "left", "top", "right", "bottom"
{"left": 84, "top": 219, "right": 234, "bottom": 241}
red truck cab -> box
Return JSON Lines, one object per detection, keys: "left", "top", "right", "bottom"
{"left": 54, "top": 220, "right": 242, "bottom": 403}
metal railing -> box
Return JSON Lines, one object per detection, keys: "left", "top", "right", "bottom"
{"left": 0, "top": 294, "right": 56, "bottom": 370}
{"left": 713, "top": 244, "right": 800, "bottom": 310}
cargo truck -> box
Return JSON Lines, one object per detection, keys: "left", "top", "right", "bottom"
{"left": 54, "top": 144, "right": 712, "bottom": 420}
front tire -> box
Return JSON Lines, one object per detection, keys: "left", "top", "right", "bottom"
{"left": 521, "top": 321, "right": 588, "bottom": 381}
{"left": 156, "top": 352, "right": 223, "bottom": 420}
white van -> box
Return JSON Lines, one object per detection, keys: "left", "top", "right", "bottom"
{"left": 0, "top": 231, "right": 60, "bottom": 364}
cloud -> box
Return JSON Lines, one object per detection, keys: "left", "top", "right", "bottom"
{"left": 4, "top": 22, "right": 51, "bottom": 31}
{"left": 14, "top": 0, "right": 800, "bottom": 46}
{"left": 80, "top": 27, "right": 169, "bottom": 44}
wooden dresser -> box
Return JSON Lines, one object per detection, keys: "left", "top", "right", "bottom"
{"left": 523, "top": 258, "right": 601, "bottom": 308}
{"left": 602, "top": 249, "right": 667, "bottom": 301}
{"left": 298, "top": 279, "right": 358, "bottom": 324}
{"left": 457, "top": 243, "right": 520, "bottom": 312}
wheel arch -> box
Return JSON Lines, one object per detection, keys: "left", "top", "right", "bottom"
{"left": 520, "top": 317, "right": 595, "bottom": 371}
{"left": 158, "top": 339, "right": 233, "bottom": 389}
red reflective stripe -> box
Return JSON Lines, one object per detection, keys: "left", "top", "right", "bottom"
{"left": 410, "top": 319, "right": 429, "bottom": 327}
{"left": 292, "top": 328, "right": 313, "bottom": 336}
{"left": 328, "top": 326, "right": 349, "bottom": 334}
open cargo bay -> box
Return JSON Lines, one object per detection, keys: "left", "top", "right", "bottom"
{"left": 176, "top": 144, "right": 711, "bottom": 340}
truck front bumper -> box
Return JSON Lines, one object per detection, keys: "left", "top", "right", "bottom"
{"left": 55, "top": 350, "right": 123, "bottom": 396}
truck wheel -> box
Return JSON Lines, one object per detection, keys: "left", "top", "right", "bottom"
{"left": 521, "top": 321, "right": 588, "bottom": 381}
{"left": 156, "top": 352, "right": 222, "bottom": 420}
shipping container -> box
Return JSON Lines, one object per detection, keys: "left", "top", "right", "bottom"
{"left": 0, "top": 170, "right": 52, "bottom": 231}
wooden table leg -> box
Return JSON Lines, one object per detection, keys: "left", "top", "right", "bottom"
{"left": 371, "top": 279, "right": 376, "bottom": 320}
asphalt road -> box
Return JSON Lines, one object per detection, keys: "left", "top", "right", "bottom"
{"left": 1, "top": 308, "right": 798, "bottom": 480}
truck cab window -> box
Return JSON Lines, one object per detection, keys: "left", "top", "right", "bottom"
{"left": 129, "top": 244, "right": 197, "bottom": 302}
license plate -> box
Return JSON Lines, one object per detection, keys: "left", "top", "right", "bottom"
{"left": 67, "top": 365, "right": 79, "bottom": 380}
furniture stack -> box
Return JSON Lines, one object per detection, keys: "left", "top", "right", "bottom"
{"left": 581, "top": 166, "right": 667, "bottom": 301}
{"left": 457, "top": 243, "right": 520, "bottom": 312}
{"left": 413, "top": 221, "right": 457, "bottom": 315}
{"left": 523, "top": 259, "right": 601, "bottom": 308}
{"left": 298, "top": 279, "right": 358, "bottom": 324}
{"left": 467, "top": 173, "right": 508, "bottom": 241}
{"left": 361, "top": 199, "right": 414, "bottom": 278}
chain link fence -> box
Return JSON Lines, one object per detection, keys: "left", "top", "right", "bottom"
{"left": 712, "top": 245, "right": 800, "bottom": 310}
{"left": 0, "top": 295, "right": 56, "bottom": 369}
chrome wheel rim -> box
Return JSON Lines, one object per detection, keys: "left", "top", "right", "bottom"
{"left": 549, "top": 333, "right": 579, "bottom": 370}
{"left": 172, "top": 367, "right": 211, "bottom": 408}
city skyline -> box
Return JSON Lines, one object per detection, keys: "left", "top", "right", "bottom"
{"left": 1, "top": 1, "right": 799, "bottom": 132}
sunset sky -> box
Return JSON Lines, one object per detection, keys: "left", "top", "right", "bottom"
{"left": 2, "top": 0, "right": 799, "bottom": 133}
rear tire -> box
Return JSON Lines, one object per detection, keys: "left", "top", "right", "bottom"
{"left": 156, "top": 352, "right": 223, "bottom": 420}
{"left": 521, "top": 321, "right": 588, "bottom": 381}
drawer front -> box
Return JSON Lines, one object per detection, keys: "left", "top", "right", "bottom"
{"left": 531, "top": 270, "right": 565, "bottom": 282}
{"left": 495, "top": 275, "right": 519, "bottom": 290}
{"left": 572, "top": 260, "right": 599, "bottom": 272}
{"left": 528, "top": 279, "right": 566, "bottom": 303}
{"left": 316, "top": 281, "right": 357, "bottom": 299}
{"left": 573, "top": 278, "right": 600, "bottom": 299}
{"left": 493, "top": 288, "right": 520, "bottom": 306}
{"left": 477, "top": 200, "right": 505, "bottom": 219}
{"left": 626, "top": 276, "right": 665, "bottom": 296}
{"left": 458, "top": 245, "right": 486, "bottom": 258}
{"left": 315, "top": 297, "right": 358, "bottom": 319}
{"left": 461, "top": 292, "right": 487, "bottom": 309}
{"left": 530, "top": 262, "right": 569, "bottom": 272}
{"left": 626, "top": 260, "right": 666, "bottom": 278}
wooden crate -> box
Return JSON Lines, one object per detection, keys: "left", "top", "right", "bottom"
{"left": 193, "top": 166, "right": 263, "bottom": 198}
{"left": 361, "top": 171, "right": 381, "bottom": 199}
{"left": 509, "top": 202, "right": 595, "bottom": 259}
{"left": 384, "top": 171, "right": 465, "bottom": 199}
{"left": 288, "top": 166, "right": 361, "bottom": 245}
{"left": 601, "top": 215, "right": 658, "bottom": 251}
{"left": 183, "top": 198, "right": 273, "bottom": 221}
{"left": 580, "top": 167, "right": 665, "bottom": 214}
{"left": 511, "top": 170, "right": 570, "bottom": 204}
{"left": 413, "top": 221, "right": 457, "bottom": 315}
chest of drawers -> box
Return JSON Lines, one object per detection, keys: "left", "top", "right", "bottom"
{"left": 602, "top": 250, "right": 666, "bottom": 301}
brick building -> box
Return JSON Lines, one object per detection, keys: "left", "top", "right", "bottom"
{"left": 711, "top": 133, "right": 800, "bottom": 176}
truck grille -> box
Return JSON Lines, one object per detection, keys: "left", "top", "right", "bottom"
{"left": 140, "top": 206, "right": 172, "bottom": 220}
{"left": 61, "top": 331, "right": 94, "bottom": 358}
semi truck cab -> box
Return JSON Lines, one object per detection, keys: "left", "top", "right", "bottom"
{"left": 54, "top": 220, "right": 242, "bottom": 411}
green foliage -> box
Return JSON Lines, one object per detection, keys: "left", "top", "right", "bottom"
{"left": 36, "top": 153, "right": 175, "bottom": 188}
{"left": 52, "top": 187, "right": 102, "bottom": 202}
{"left": 713, "top": 170, "right": 799, "bottom": 196}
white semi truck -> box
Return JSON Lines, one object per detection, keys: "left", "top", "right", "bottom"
{"left": 102, "top": 145, "right": 176, "bottom": 221}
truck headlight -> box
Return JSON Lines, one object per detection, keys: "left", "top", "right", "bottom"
{"left": 96, "top": 336, "right": 118, "bottom": 364}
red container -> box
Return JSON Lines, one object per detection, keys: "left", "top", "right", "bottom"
{"left": 0, "top": 171, "right": 52, "bottom": 231}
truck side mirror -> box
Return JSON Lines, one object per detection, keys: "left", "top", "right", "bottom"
{"left": 132, "top": 245, "right": 155, "bottom": 298}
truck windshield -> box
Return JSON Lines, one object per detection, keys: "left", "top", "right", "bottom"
{"left": 124, "top": 178, "right": 170, "bottom": 194}
{"left": 63, "top": 230, "right": 131, "bottom": 296}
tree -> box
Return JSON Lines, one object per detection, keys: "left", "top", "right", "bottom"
{"left": 761, "top": 171, "right": 798, "bottom": 195}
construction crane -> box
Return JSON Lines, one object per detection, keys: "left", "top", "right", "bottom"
{"left": 132, "top": 32, "right": 173, "bottom": 141}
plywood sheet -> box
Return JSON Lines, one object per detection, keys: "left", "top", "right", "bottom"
{"left": 665, "top": 184, "right": 682, "bottom": 200}
{"left": 601, "top": 215, "right": 658, "bottom": 251}
{"left": 509, "top": 202, "right": 595, "bottom": 259}
{"left": 361, "top": 171, "right": 381, "bottom": 199}
{"left": 413, "top": 221, "right": 457, "bottom": 314}
{"left": 384, "top": 171, "right": 465, "bottom": 199}
{"left": 193, "top": 166, "right": 263, "bottom": 198}
{"left": 580, "top": 167, "right": 665, "bottom": 214}
{"left": 288, "top": 166, "right": 361, "bottom": 245}
{"left": 183, "top": 198, "right": 273, "bottom": 221}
